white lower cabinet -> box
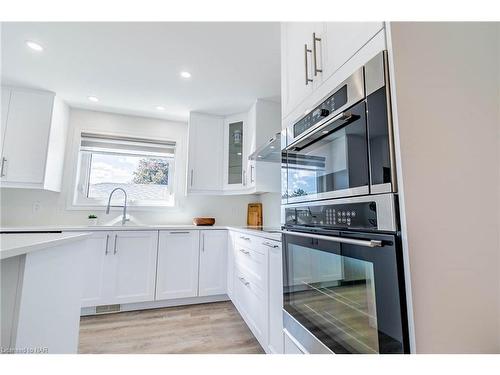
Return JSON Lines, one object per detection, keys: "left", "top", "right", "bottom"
{"left": 80, "top": 229, "right": 285, "bottom": 354}
{"left": 199, "top": 230, "right": 228, "bottom": 296}
{"left": 234, "top": 264, "right": 266, "bottom": 343}
{"left": 80, "top": 230, "right": 158, "bottom": 307}
{"left": 81, "top": 232, "right": 111, "bottom": 307}
{"left": 228, "top": 231, "right": 284, "bottom": 354}
{"left": 226, "top": 231, "right": 237, "bottom": 299}
{"left": 156, "top": 230, "right": 200, "bottom": 300}
{"left": 267, "top": 241, "right": 284, "bottom": 354}
{"left": 82, "top": 229, "right": 229, "bottom": 310}
{"left": 111, "top": 231, "right": 158, "bottom": 304}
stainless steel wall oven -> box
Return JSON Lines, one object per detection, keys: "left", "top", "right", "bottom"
{"left": 282, "top": 51, "right": 396, "bottom": 205}
{"left": 281, "top": 51, "right": 409, "bottom": 354}
{"left": 281, "top": 195, "right": 409, "bottom": 354}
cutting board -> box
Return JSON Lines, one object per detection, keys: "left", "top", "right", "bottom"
{"left": 247, "top": 203, "right": 263, "bottom": 227}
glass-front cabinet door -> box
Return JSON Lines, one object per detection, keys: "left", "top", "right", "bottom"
{"left": 223, "top": 114, "right": 248, "bottom": 190}
{"left": 228, "top": 121, "right": 243, "bottom": 184}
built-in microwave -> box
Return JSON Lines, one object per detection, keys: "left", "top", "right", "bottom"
{"left": 282, "top": 51, "right": 396, "bottom": 204}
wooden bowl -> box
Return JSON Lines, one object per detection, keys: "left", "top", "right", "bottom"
{"left": 193, "top": 217, "right": 216, "bottom": 226}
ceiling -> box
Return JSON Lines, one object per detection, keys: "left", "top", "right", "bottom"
{"left": 1, "top": 22, "right": 281, "bottom": 122}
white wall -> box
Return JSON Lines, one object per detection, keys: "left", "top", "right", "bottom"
{"left": 259, "top": 192, "right": 281, "bottom": 227}
{"left": 0, "top": 108, "right": 264, "bottom": 227}
{"left": 389, "top": 22, "right": 500, "bottom": 353}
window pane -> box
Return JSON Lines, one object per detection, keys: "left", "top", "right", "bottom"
{"left": 87, "top": 153, "right": 172, "bottom": 201}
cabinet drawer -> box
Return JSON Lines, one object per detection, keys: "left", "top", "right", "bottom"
{"left": 234, "top": 265, "right": 266, "bottom": 342}
{"left": 234, "top": 263, "right": 264, "bottom": 299}
{"left": 234, "top": 233, "right": 263, "bottom": 253}
{"left": 234, "top": 243, "right": 265, "bottom": 284}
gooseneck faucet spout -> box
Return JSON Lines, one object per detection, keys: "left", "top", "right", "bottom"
{"left": 106, "top": 187, "right": 129, "bottom": 225}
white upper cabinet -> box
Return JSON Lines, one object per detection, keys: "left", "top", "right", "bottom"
{"left": 281, "top": 23, "right": 319, "bottom": 119}
{"left": 156, "top": 230, "right": 200, "bottom": 300}
{"left": 187, "top": 99, "right": 281, "bottom": 195}
{"left": 198, "top": 230, "right": 227, "bottom": 297}
{"left": 187, "top": 112, "right": 224, "bottom": 193}
{"left": 0, "top": 88, "right": 11, "bottom": 160}
{"left": 321, "top": 22, "right": 384, "bottom": 81}
{"left": 281, "top": 22, "right": 385, "bottom": 120}
{"left": 223, "top": 112, "right": 249, "bottom": 191}
{"left": 0, "top": 86, "right": 69, "bottom": 191}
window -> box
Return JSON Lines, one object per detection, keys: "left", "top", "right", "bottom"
{"left": 74, "top": 133, "right": 176, "bottom": 207}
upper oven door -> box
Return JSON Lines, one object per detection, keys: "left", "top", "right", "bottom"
{"left": 284, "top": 100, "right": 369, "bottom": 204}
{"left": 282, "top": 230, "right": 409, "bottom": 354}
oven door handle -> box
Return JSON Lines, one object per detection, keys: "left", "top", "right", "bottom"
{"left": 282, "top": 230, "right": 382, "bottom": 248}
{"left": 285, "top": 111, "right": 355, "bottom": 152}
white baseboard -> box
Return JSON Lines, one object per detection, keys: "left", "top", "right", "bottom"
{"left": 80, "top": 294, "right": 230, "bottom": 316}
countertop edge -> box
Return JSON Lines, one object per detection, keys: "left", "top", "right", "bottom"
{"left": 0, "top": 225, "right": 282, "bottom": 242}
{"left": 0, "top": 232, "right": 92, "bottom": 260}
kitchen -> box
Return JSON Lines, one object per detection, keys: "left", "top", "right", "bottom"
{"left": 0, "top": 9, "right": 499, "bottom": 371}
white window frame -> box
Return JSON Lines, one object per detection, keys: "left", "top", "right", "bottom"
{"left": 70, "top": 130, "right": 179, "bottom": 209}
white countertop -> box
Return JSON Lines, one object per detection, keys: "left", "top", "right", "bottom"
{"left": 0, "top": 225, "right": 282, "bottom": 242}
{"left": 0, "top": 232, "right": 92, "bottom": 260}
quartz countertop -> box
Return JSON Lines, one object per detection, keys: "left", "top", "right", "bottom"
{"left": 0, "top": 225, "right": 282, "bottom": 242}
{"left": 0, "top": 232, "right": 92, "bottom": 260}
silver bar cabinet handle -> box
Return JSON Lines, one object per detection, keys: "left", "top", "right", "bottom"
{"left": 113, "top": 234, "right": 118, "bottom": 254}
{"left": 313, "top": 32, "right": 322, "bottom": 76}
{"left": 282, "top": 230, "right": 382, "bottom": 248}
{"left": 262, "top": 241, "right": 279, "bottom": 249}
{"left": 304, "top": 44, "right": 313, "bottom": 85}
{"left": 190, "top": 169, "right": 194, "bottom": 187}
{"left": 104, "top": 234, "right": 110, "bottom": 255}
{"left": 169, "top": 231, "right": 190, "bottom": 234}
{"left": 239, "top": 248, "right": 250, "bottom": 255}
{"left": 0, "top": 157, "right": 6, "bottom": 177}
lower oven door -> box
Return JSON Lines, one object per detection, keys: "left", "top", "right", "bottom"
{"left": 282, "top": 230, "right": 409, "bottom": 354}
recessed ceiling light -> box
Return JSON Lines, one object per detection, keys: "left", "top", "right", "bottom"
{"left": 270, "top": 146, "right": 275, "bottom": 149}
{"left": 237, "top": 152, "right": 242, "bottom": 156}
{"left": 26, "top": 40, "right": 43, "bottom": 52}
{"left": 322, "top": 130, "right": 329, "bottom": 134}
{"left": 87, "top": 96, "right": 99, "bottom": 102}
{"left": 258, "top": 155, "right": 263, "bottom": 158}
{"left": 156, "top": 106, "right": 165, "bottom": 111}
{"left": 180, "top": 71, "right": 191, "bottom": 79}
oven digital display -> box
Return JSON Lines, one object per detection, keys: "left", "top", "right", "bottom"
{"left": 293, "top": 85, "right": 348, "bottom": 138}
{"left": 285, "top": 201, "right": 377, "bottom": 230}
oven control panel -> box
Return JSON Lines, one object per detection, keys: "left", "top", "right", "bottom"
{"left": 293, "top": 85, "right": 348, "bottom": 138}
{"left": 285, "top": 201, "right": 378, "bottom": 230}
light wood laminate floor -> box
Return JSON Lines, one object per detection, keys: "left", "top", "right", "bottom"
{"left": 79, "top": 301, "right": 264, "bottom": 354}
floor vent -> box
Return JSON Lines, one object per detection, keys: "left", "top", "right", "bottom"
{"left": 95, "top": 304, "right": 121, "bottom": 314}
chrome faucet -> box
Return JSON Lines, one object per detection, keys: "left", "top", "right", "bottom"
{"left": 106, "top": 188, "right": 129, "bottom": 225}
